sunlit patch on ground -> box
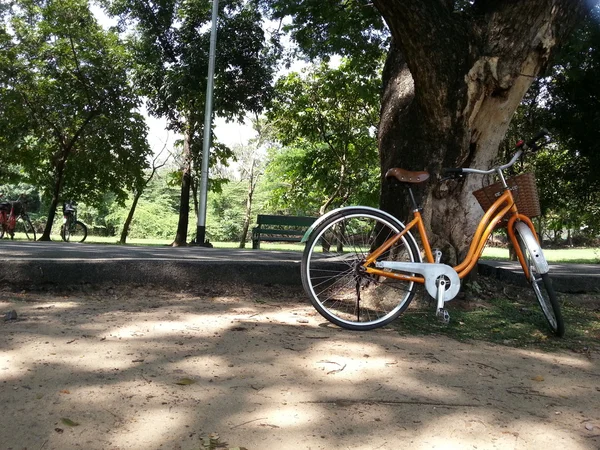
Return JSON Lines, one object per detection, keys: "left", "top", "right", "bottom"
{"left": 1, "top": 285, "right": 598, "bottom": 449}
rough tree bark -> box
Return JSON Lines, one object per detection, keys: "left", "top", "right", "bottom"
{"left": 372, "top": 0, "right": 587, "bottom": 263}
{"left": 172, "top": 123, "right": 194, "bottom": 247}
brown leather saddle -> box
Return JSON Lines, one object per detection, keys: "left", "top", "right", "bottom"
{"left": 385, "top": 168, "right": 430, "bottom": 184}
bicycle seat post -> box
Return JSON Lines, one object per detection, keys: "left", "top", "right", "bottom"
{"left": 408, "top": 187, "right": 421, "bottom": 212}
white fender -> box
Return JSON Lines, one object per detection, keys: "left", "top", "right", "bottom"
{"left": 514, "top": 222, "right": 549, "bottom": 274}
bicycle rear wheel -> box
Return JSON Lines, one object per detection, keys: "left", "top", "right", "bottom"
{"left": 15, "top": 215, "right": 36, "bottom": 241}
{"left": 301, "top": 207, "right": 419, "bottom": 331}
{"left": 514, "top": 225, "right": 564, "bottom": 337}
{"left": 62, "top": 220, "right": 87, "bottom": 243}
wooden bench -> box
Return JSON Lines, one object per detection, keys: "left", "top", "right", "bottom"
{"left": 252, "top": 214, "right": 317, "bottom": 249}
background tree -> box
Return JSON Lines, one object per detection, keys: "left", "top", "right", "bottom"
{"left": 1, "top": 0, "right": 151, "bottom": 241}
{"left": 233, "top": 141, "right": 267, "bottom": 248}
{"left": 265, "top": 59, "right": 381, "bottom": 215}
{"left": 104, "top": 165, "right": 181, "bottom": 239}
{"left": 104, "top": 0, "right": 281, "bottom": 245}
{"left": 119, "top": 148, "right": 170, "bottom": 244}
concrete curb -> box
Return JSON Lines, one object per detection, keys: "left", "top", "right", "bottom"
{"left": 1, "top": 259, "right": 304, "bottom": 290}
{"left": 0, "top": 242, "right": 597, "bottom": 294}
{"left": 478, "top": 261, "right": 600, "bottom": 294}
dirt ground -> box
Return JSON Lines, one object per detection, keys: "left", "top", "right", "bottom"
{"left": 1, "top": 283, "right": 599, "bottom": 450}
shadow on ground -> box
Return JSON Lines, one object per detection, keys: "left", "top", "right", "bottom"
{"left": 1, "top": 284, "right": 599, "bottom": 450}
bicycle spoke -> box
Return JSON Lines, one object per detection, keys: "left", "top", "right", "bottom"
{"left": 302, "top": 209, "right": 419, "bottom": 330}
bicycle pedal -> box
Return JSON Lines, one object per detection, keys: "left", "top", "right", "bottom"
{"left": 436, "top": 308, "right": 450, "bottom": 325}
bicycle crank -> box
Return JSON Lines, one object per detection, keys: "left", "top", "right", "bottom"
{"left": 373, "top": 261, "right": 461, "bottom": 302}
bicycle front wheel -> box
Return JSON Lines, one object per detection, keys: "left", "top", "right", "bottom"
{"left": 302, "top": 207, "right": 419, "bottom": 331}
{"left": 15, "top": 215, "right": 36, "bottom": 241}
{"left": 62, "top": 220, "right": 87, "bottom": 243}
{"left": 515, "top": 225, "right": 564, "bottom": 337}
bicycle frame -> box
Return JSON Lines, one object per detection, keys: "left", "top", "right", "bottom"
{"left": 0, "top": 203, "right": 18, "bottom": 234}
{"left": 363, "top": 187, "right": 539, "bottom": 284}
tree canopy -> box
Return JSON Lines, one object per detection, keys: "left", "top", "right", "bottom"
{"left": 102, "top": 0, "right": 282, "bottom": 244}
{"left": 266, "top": 59, "right": 381, "bottom": 215}
{"left": 504, "top": 4, "right": 600, "bottom": 237}
{"left": 0, "top": 0, "right": 151, "bottom": 240}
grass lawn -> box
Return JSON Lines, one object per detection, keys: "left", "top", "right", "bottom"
{"left": 389, "top": 276, "right": 600, "bottom": 352}
{"left": 481, "top": 246, "right": 600, "bottom": 263}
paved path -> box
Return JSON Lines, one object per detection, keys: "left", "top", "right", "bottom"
{"left": 0, "top": 241, "right": 597, "bottom": 293}
{"left": 478, "top": 260, "right": 600, "bottom": 293}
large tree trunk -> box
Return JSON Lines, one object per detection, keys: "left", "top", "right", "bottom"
{"left": 373, "top": 0, "right": 586, "bottom": 263}
{"left": 119, "top": 194, "right": 140, "bottom": 244}
{"left": 239, "top": 174, "right": 254, "bottom": 249}
{"left": 172, "top": 125, "right": 193, "bottom": 247}
{"left": 39, "top": 154, "right": 67, "bottom": 241}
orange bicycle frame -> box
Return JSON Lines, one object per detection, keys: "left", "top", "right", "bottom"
{"left": 363, "top": 187, "right": 539, "bottom": 284}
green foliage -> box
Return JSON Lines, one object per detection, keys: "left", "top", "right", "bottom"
{"left": 265, "top": 59, "right": 381, "bottom": 215}
{"left": 102, "top": 0, "right": 281, "bottom": 243}
{"left": 0, "top": 0, "right": 151, "bottom": 208}
{"left": 205, "top": 181, "right": 246, "bottom": 241}
{"left": 104, "top": 0, "right": 280, "bottom": 147}
{"left": 104, "top": 166, "right": 182, "bottom": 238}
{"left": 504, "top": 5, "right": 600, "bottom": 238}
{"left": 106, "top": 199, "right": 180, "bottom": 239}
{"left": 0, "top": 183, "right": 40, "bottom": 211}
{"left": 262, "top": 0, "right": 388, "bottom": 71}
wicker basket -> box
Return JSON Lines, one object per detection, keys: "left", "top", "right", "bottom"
{"left": 472, "top": 173, "right": 541, "bottom": 222}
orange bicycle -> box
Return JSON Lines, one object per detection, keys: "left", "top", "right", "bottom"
{"left": 301, "top": 130, "right": 564, "bottom": 336}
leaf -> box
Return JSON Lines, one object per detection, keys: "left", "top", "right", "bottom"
{"left": 531, "top": 375, "right": 545, "bottom": 382}
{"left": 61, "top": 418, "right": 80, "bottom": 427}
{"left": 60, "top": 389, "right": 71, "bottom": 394}
{"left": 175, "top": 378, "right": 196, "bottom": 385}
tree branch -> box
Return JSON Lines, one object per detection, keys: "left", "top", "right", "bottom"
{"left": 64, "top": 109, "right": 101, "bottom": 154}
{"left": 18, "top": 91, "right": 65, "bottom": 146}
{"left": 68, "top": 33, "right": 93, "bottom": 106}
{"left": 139, "top": 0, "right": 178, "bottom": 62}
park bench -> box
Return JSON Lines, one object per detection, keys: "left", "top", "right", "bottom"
{"left": 252, "top": 214, "right": 317, "bottom": 249}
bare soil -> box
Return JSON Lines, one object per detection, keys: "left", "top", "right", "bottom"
{"left": 1, "top": 283, "right": 599, "bottom": 450}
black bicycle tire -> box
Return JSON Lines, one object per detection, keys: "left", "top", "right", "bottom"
{"left": 515, "top": 228, "right": 565, "bottom": 337}
{"left": 72, "top": 221, "right": 87, "bottom": 243}
{"left": 301, "top": 207, "right": 420, "bottom": 331}
{"left": 19, "top": 215, "right": 36, "bottom": 241}
{"left": 538, "top": 273, "right": 565, "bottom": 336}
{"left": 60, "top": 223, "right": 68, "bottom": 242}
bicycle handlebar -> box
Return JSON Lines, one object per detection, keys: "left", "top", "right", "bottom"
{"left": 442, "top": 129, "right": 550, "bottom": 178}
{"left": 521, "top": 128, "right": 550, "bottom": 150}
